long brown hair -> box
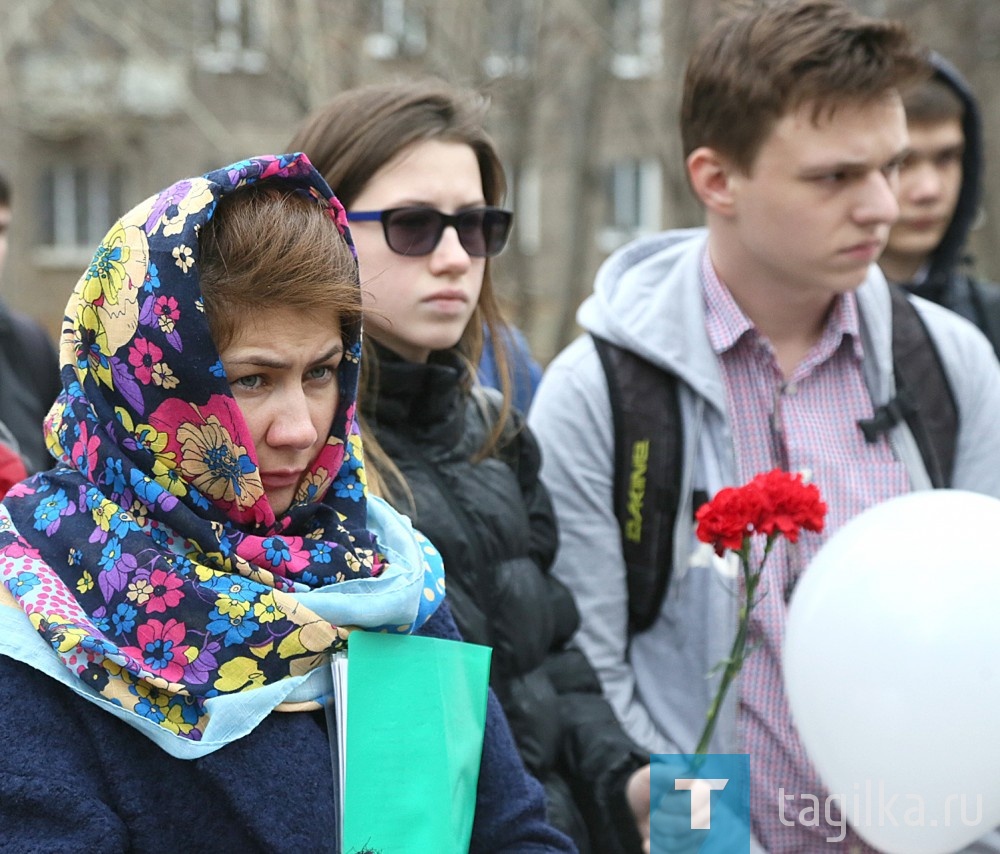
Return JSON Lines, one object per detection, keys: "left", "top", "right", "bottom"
{"left": 287, "top": 80, "right": 515, "bottom": 506}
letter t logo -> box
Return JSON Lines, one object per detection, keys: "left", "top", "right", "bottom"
{"left": 675, "top": 778, "right": 729, "bottom": 829}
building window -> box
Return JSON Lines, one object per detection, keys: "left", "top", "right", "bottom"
{"left": 509, "top": 162, "right": 541, "bottom": 255}
{"left": 610, "top": 0, "right": 662, "bottom": 79}
{"left": 39, "top": 163, "right": 124, "bottom": 252}
{"left": 364, "top": 0, "right": 427, "bottom": 59}
{"left": 196, "top": 0, "right": 268, "bottom": 74}
{"left": 598, "top": 158, "right": 661, "bottom": 252}
{"left": 483, "top": 0, "right": 536, "bottom": 78}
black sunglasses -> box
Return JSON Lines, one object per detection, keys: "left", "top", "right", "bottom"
{"left": 346, "top": 206, "right": 513, "bottom": 258}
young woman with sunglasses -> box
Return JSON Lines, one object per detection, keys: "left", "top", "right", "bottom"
{"left": 289, "top": 80, "right": 651, "bottom": 854}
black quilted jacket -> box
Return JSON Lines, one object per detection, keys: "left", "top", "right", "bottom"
{"left": 363, "top": 345, "right": 646, "bottom": 854}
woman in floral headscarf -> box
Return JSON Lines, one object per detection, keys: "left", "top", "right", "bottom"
{"left": 0, "top": 153, "right": 573, "bottom": 853}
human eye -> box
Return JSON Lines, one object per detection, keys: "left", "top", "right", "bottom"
{"left": 231, "top": 374, "right": 264, "bottom": 392}
{"left": 936, "top": 149, "right": 963, "bottom": 168}
{"left": 306, "top": 357, "right": 343, "bottom": 385}
{"left": 814, "top": 173, "right": 846, "bottom": 189}
{"left": 305, "top": 365, "right": 333, "bottom": 381}
{"left": 306, "top": 342, "right": 344, "bottom": 383}
{"left": 808, "top": 168, "right": 850, "bottom": 186}
{"left": 882, "top": 154, "right": 907, "bottom": 180}
{"left": 897, "top": 148, "right": 917, "bottom": 171}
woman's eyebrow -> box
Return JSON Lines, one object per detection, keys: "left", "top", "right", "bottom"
{"left": 225, "top": 343, "right": 344, "bottom": 370}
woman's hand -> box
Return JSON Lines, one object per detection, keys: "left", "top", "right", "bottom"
{"left": 631, "top": 759, "right": 741, "bottom": 854}
{"left": 626, "top": 763, "right": 652, "bottom": 852}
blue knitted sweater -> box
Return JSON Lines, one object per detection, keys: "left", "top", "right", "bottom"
{"left": 0, "top": 603, "right": 575, "bottom": 853}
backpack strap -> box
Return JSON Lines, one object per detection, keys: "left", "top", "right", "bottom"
{"left": 594, "top": 288, "right": 958, "bottom": 636}
{"left": 592, "top": 335, "right": 682, "bottom": 635}
{"left": 966, "top": 276, "right": 1000, "bottom": 361}
{"left": 858, "top": 285, "right": 958, "bottom": 488}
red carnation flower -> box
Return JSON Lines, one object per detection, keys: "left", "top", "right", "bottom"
{"left": 750, "top": 469, "right": 827, "bottom": 543}
{"left": 691, "top": 468, "right": 827, "bottom": 754}
{"left": 696, "top": 484, "right": 763, "bottom": 556}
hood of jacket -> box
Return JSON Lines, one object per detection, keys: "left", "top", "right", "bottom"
{"left": 579, "top": 229, "right": 727, "bottom": 411}
{"left": 908, "top": 52, "right": 984, "bottom": 301}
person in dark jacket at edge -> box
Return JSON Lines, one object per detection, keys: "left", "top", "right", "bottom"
{"left": 0, "top": 171, "right": 61, "bottom": 481}
{"left": 878, "top": 52, "right": 1000, "bottom": 356}
{"left": 289, "top": 79, "right": 653, "bottom": 854}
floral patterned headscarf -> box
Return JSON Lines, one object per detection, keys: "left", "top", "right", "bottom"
{"left": 0, "top": 154, "right": 443, "bottom": 755}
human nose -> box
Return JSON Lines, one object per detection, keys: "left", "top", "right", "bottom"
{"left": 904, "top": 161, "right": 943, "bottom": 203}
{"left": 855, "top": 170, "right": 900, "bottom": 226}
{"left": 428, "top": 224, "right": 473, "bottom": 274}
{"left": 266, "top": 389, "right": 318, "bottom": 450}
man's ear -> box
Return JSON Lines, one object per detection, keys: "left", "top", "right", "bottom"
{"left": 686, "top": 147, "right": 739, "bottom": 216}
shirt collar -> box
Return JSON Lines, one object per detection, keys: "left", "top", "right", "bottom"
{"left": 701, "top": 249, "right": 863, "bottom": 362}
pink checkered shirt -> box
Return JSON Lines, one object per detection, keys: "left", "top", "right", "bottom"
{"left": 702, "top": 253, "right": 910, "bottom": 852}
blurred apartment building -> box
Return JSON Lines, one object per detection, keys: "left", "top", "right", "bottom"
{"left": 0, "top": 0, "right": 708, "bottom": 360}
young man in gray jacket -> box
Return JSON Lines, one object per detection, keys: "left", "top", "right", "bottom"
{"left": 529, "top": 1, "right": 1000, "bottom": 851}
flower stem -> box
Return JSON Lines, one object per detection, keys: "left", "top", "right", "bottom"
{"left": 694, "top": 537, "right": 772, "bottom": 754}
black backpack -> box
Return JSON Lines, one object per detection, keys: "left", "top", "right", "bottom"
{"left": 968, "top": 277, "right": 1000, "bottom": 361}
{"left": 593, "top": 284, "right": 958, "bottom": 636}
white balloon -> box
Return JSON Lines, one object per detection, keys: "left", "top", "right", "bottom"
{"left": 784, "top": 489, "right": 1000, "bottom": 854}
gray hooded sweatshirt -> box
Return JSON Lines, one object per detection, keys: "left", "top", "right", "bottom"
{"left": 529, "top": 227, "right": 1000, "bottom": 851}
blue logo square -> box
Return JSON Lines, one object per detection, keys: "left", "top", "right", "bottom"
{"left": 649, "top": 753, "right": 751, "bottom": 853}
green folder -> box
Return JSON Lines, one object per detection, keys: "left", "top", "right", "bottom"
{"left": 342, "top": 631, "right": 492, "bottom": 854}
